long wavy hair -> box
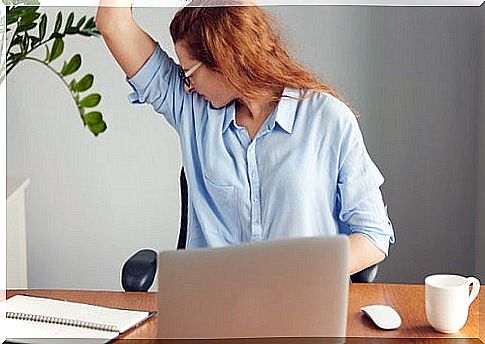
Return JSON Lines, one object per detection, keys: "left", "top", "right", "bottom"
{"left": 169, "top": 0, "right": 356, "bottom": 116}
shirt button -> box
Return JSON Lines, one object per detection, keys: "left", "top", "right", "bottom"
{"left": 254, "top": 197, "right": 259, "bottom": 203}
{"left": 250, "top": 171, "right": 256, "bottom": 178}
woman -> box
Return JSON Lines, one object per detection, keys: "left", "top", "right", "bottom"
{"left": 96, "top": 0, "right": 395, "bottom": 275}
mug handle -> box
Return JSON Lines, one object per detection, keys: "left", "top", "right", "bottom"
{"left": 466, "top": 277, "right": 480, "bottom": 306}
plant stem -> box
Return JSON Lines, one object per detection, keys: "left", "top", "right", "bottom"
{"left": 24, "top": 36, "right": 56, "bottom": 59}
{"left": 6, "top": 26, "right": 19, "bottom": 57}
{"left": 6, "top": 61, "right": 19, "bottom": 75}
{"left": 24, "top": 56, "right": 72, "bottom": 92}
{"left": 23, "top": 56, "right": 83, "bottom": 123}
{"left": 6, "top": 36, "right": 53, "bottom": 75}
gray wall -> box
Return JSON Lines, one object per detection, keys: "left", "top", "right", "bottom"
{"left": 6, "top": 5, "right": 483, "bottom": 289}
{"left": 477, "top": 4, "right": 485, "bottom": 281}
{"left": 271, "top": 6, "right": 481, "bottom": 283}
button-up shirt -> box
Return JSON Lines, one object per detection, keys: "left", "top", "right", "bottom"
{"left": 127, "top": 44, "right": 395, "bottom": 254}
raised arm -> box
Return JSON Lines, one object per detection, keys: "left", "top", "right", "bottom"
{"left": 96, "top": 0, "right": 157, "bottom": 78}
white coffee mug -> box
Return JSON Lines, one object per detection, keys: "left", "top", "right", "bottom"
{"left": 425, "top": 274, "right": 480, "bottom": 333}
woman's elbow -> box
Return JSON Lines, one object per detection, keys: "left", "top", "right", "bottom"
{"left": 95, "top": 6, "right": 131, "bottom": 35}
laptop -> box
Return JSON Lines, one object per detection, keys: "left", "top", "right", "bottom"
{"left": 157, "top": 236, "right": 349, "bottom": 339}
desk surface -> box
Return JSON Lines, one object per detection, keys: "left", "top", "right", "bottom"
{"left": 7, "top": 284, "right": 483, "bottom": 343}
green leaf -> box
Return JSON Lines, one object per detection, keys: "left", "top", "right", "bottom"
{"left": 64, "top": 12, "right": 74, "bottom": 32}
{"left": 8, "top": 52, "right": 22, "bottom": 64}
{"left": 6, "top": 6, "right": 39, "bottom": 25}
{"left": 54, "top": 11, "right": 62, "bottom": 33}
{"left": 76, "top": 16, "right": 86, "bottom": 29}
{"left": 83, "top": 17, "right": 95, "bottom": 30}
{"left": 11, "top": 35, "right": 22, "bottom": 47}
{"left": 18, "top": 11, "right": 40, "bottom": 25}
{"left": 73, "top": 74, "right": 93, "bottom": 92}
{"left": 77, "top": 31, "right": 95, "bottom": 37}
{"left": 16, "top": 10, "right": 40, "bottom": 32}
{"left": 23, "top": 6, "right": 40, "bottom": 13}
{"left": 49, "top": 32, "right": 63, "bottom": 40}
{"left": 43, "top": 45, "right": 50, "bottom": 61}
{"left": 79, "top": 93, "right": 101, "bottom": 108}
{"left": 83, "top": 111, "right": 102, "bottom": 125}
{"left": 48, "top": 37, "right": 64, "bottom": 62}
{"left": 30, "top": 36, "right": 40, "bottom": 49}
{"left": 79, "top": 15, "right": 99, "bottom": 37}
{"left": 6, "top": 7, "right": 29, "bottom": 26}
{"left": 69, "top": 79, "right": 77, "bottom": 90}
{"left": 38, "top": 14, "right": 46, "bottom": 40}
{"left": 65, "top": 27, "right": 79, "bottom": 35}
{"left": 60, "top": 54, "right": 81, "bottom": 76}
{"left": 20, "top": 32, "right": 28, "bottom": 53}
{"left": 88, "top": 120, "right": 107, "bottom": 136}
{"left": 17, "top": 21, "right": 37, "bottom": 32}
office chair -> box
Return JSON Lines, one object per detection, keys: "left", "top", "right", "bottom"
{"left": 121, "top": 168, "right": 379, "bottom": 291}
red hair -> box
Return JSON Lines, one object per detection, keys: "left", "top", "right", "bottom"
{"left": 170, "top": 1, "right": 357, "bottom": 116}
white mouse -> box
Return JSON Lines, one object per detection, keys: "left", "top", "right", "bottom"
{"left": 360, "top": 304, "right": 402, "bottom": 330}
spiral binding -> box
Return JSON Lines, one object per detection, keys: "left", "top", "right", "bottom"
{"left": 6, "top": 311, "right": 119, "bottom": 333}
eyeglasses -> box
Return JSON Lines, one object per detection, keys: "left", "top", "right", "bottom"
{"left": 179, "top": 61, "right": 203, "bottom": 88}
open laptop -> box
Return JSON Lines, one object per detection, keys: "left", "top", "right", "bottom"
{"left": 157, "top": 236, "right": 349, "bottom": 339}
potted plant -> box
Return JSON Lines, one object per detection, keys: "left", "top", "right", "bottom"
{"left": 2, "top": 0, "right": 107, "bottom": 136}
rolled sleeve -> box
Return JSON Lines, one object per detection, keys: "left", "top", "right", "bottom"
{"left": 126, "top": 45, "right": 165, "bottom": 105}
{"left": 125, "top": 44, "right": 188, "bottom": 129}
{"left": 345, "top": 199, "right": 396, "bottom": 256}
{"left": 336, "top": 113, "right": 395, "bottom": 256}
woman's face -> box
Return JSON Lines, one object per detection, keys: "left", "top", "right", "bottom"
{"left": 175, "top": 41, "right": 239, "bottom": 109}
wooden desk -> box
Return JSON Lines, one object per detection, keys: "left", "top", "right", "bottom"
{"left": 6, "top": 284, "right": 483, "bottom": 343}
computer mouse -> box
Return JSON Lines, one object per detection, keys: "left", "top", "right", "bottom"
{"left": 360, "top": 304, "right": 402, "bottom": 330}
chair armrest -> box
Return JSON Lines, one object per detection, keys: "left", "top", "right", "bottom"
{"left": 350, "top": 264, "right": 378, "bottom": 283}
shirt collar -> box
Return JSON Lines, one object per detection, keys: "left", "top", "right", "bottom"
{"left": 273, "top": 87, "right": 299, "bottom": 134}
{"left": 222, "top": 101, "right": 236, "bottom": 134}
{"left": 222, "top": 87, "right": 300, "bottom": 134}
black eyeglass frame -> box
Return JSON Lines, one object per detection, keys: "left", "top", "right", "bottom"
{"left": 179, "top": 61, "right": 203, "bottom": 88}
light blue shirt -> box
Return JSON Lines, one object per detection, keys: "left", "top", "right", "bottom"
{"left": 127, "top": 44, "right": 395, "bottom": 255}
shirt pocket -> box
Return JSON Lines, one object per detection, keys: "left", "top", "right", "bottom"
{"left": 203, "top": 175, "right": 240, "bottom": 242}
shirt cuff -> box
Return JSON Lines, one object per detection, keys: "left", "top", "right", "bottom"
{"left": 350, "top": 228, "right": 395, "bottom": 257}
{"left": 126, "top": 44, "right": 164, "bottom": 104}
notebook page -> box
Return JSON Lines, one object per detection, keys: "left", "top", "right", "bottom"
{"left": 5, "top": 317, "right": 117, "bottom": 341}
{"left": 4, "top": 295, "right": 151, "bottom": 337}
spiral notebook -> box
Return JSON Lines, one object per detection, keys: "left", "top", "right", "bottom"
{"left": 4, "top": 295, "right": 154, "bottom": 343}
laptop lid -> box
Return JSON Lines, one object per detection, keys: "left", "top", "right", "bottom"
{"left": 157, "top": 236, "right": 349, "bottom": 339}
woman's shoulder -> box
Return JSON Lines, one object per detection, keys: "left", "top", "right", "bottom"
{"left": 288, "top": 87, "right": 357, "bottom": 126}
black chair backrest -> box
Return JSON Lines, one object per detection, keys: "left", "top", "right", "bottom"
{"left": 177, "top": 167, "right": 189, "bottom": 250}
